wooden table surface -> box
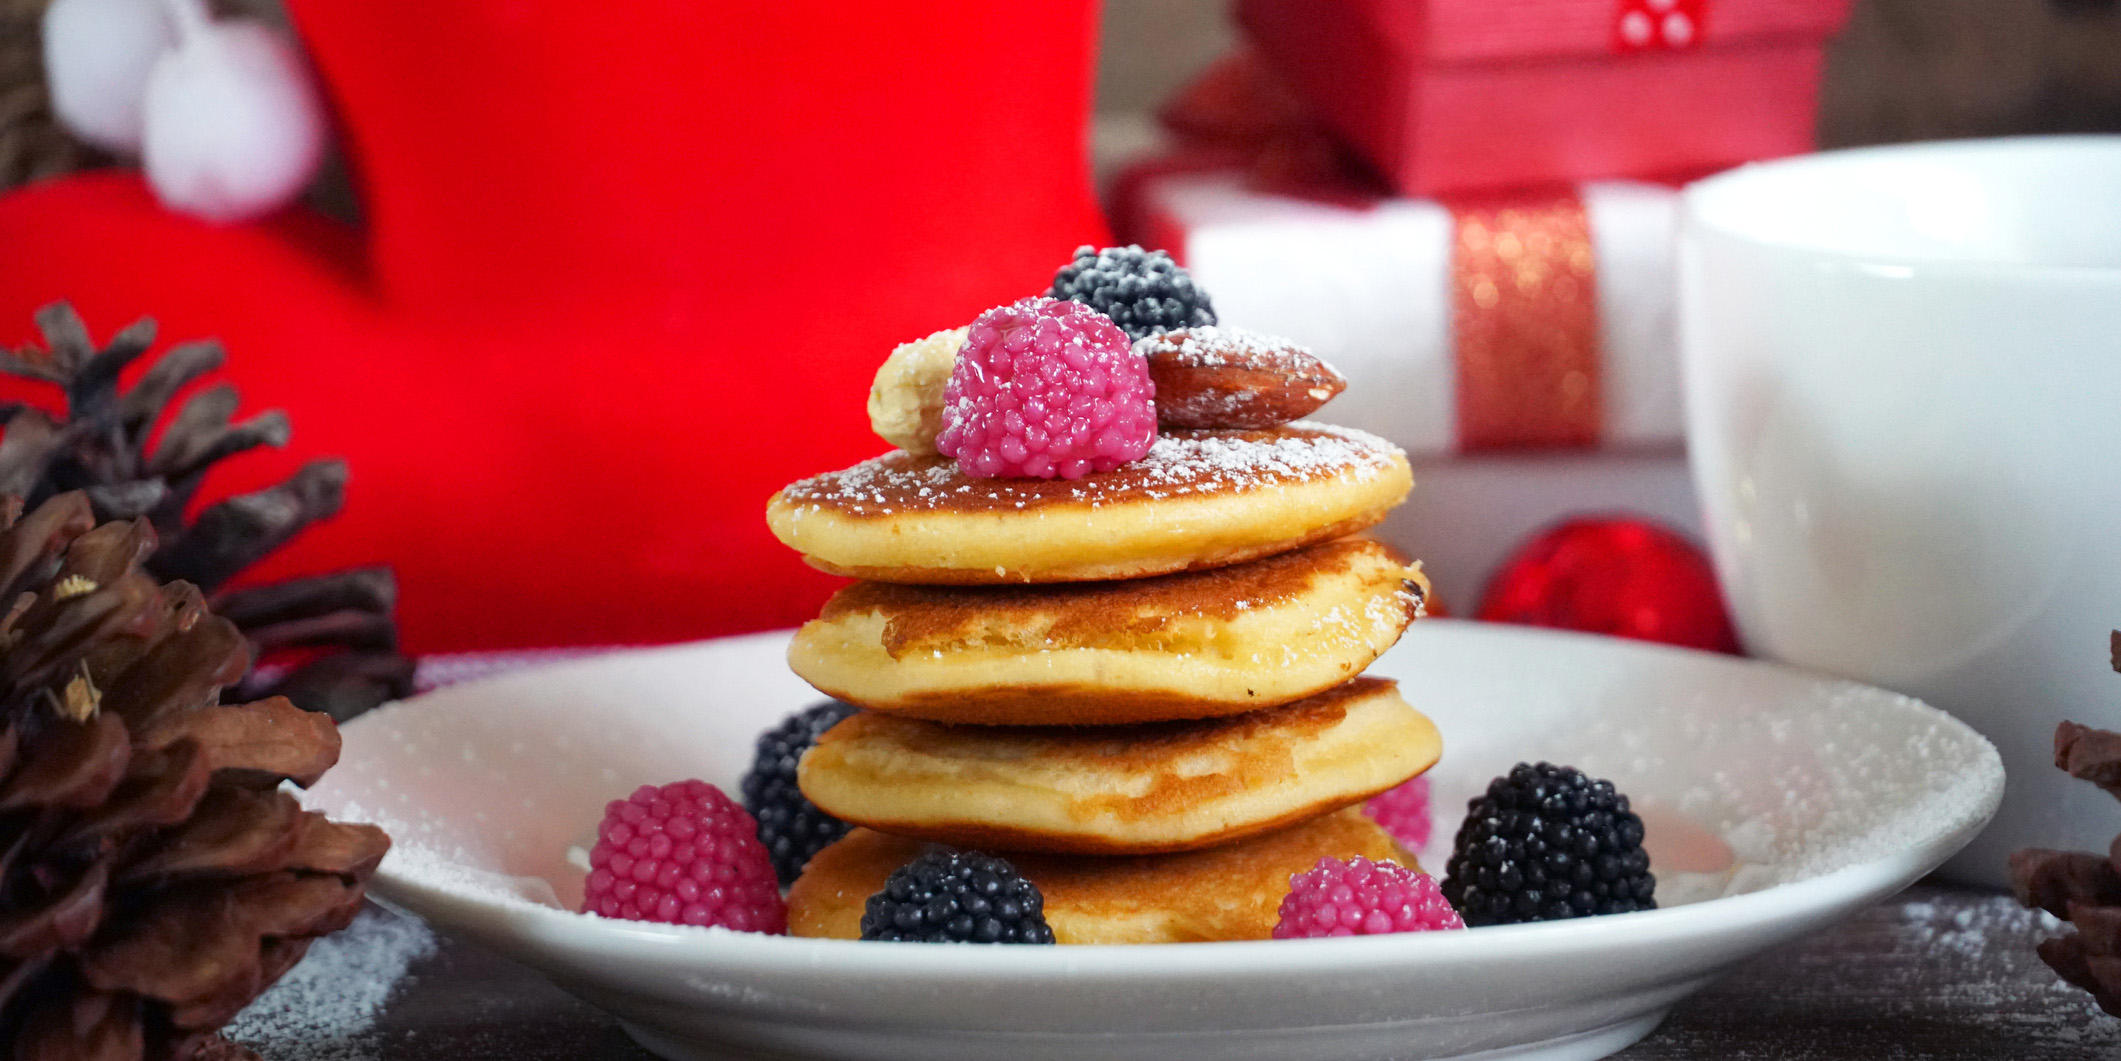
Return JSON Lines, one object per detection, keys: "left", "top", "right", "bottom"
{"left": 312, "top": 882, "right": 2119, "bottom": 1060}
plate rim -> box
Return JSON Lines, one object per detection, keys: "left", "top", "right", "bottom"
{"left": 334, "top": 620, "right": 2004, "bottom": 979}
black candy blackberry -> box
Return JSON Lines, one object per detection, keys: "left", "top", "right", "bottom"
{"left": 859, "top": 850, "right": 1056, "bottom": 944}
{"left": 1441, "top": 762, "right": 1656, "bottom": 926}
{"left": 1047, "top": 244, "right": 1217, "bottom": 341}
{"left": 741, "top": 699, "right": 859, "bottom": 885}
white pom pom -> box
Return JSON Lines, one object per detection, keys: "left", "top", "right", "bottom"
{"left": 141, "top": 0, "right": 324, "bottom": 222}
{"left": 42, "top": 0, "right": 176, "bottom": 153}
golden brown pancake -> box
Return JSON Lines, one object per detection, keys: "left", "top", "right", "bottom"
{"left": 788, "top": 808, "right": 1411, "bottom": 944}
{"left": 797, "top": 677, "right": 1440, "bottom": 854}
{"left": 787, "top": 540, "right": 1428, "bottom": 726}
{"left": 764, "top": 423, "right": 1411, "bottom": 585}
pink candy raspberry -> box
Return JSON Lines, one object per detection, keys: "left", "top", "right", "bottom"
{"left": 1364, "top": 774, "right": 1433, "bottom": 849}
{"left": 935, "top": 297, "right": 1157, "bottom": 479}
{"left": 581, "top": 779, "right": 786, "bottom": 933}
{"left": 1273, "top": 857, "right": 1466, "bottom": 939}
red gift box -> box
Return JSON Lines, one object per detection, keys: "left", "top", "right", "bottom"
{"left": 1236, "top": 0, "right": 1854, "bottom": 196}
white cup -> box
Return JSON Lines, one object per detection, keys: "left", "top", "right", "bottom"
{"left": 1679, "top": 136, "right": 2121, "bottom": 887}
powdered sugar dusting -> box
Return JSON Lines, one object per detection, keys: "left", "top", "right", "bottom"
{"left": 1134, "top": 325, "right": 1320, "bottom": 369}
{"left": 777, "top": 423, "right": 1402, "bottom": 517}
{"left": 226, "top": 906, "right": 438, "bottom": 1061}
{"left": 1417, "top": 649, "right": 2005, "bottom": 905}
{"left": 1875, "top": 893, "right": 2121, "bottom": 1046}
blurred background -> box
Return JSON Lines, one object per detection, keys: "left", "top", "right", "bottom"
{"left": 0, "top": 0, "right": 2115, "bottom": 675}
{"left": 10, "top": 0, "right": 2121, "bottom": 237}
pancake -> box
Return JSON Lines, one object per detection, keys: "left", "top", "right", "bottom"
{"left": 765, "top": 423, "right": 1411, "bottom": 585}
{"left": 787, "top": 807, "right": 1411, "bottom": 944}
{"left": 797, "top": 677, "right": 1440, "bottom": 854}
{"left": 788, "top": 540, "right": 1429, "bottom": 725}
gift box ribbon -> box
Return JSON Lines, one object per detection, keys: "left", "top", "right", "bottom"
{"left": 1448, "top": 193, "right": 1603, "bottom": 449}
{"left": 1116, "top": 51, "right": 1682, "bottom": 454}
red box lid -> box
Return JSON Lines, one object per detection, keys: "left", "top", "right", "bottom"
{"left": 1362, "top": 0, "right": 1854, "bottom": 64}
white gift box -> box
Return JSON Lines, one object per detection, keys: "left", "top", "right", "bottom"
{"left": 1138, "top": 170, "right": 1685, "bottom": 455}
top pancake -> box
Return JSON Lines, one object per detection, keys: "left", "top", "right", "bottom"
{"left": 765, "top": 423, "right": 1412, "bottom": 584}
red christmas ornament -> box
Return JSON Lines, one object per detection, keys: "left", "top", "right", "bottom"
{"left": 1477, "top": 516, "right": 1741, "bottom": 654}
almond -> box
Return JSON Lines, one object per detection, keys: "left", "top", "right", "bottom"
{"left": 867, "top": 327, "right": 966, "bottom": 455}
{"left": 1138, "top": 327, "right": 1346, "bottom": 430}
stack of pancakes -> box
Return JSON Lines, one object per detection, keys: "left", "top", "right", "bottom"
{"left": 765, "top": 421, "right": 1439, "bottom": 943}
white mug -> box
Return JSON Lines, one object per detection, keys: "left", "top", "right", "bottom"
{"left": 1679, "top": 136, "right": 2121, "bottom": 887}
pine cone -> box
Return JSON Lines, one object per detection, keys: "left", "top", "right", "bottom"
{"left": 0, "top": 491, "right": 388, "bottom": 1060}
{"left": 2011, "top": 647, "right": 2121, "bottom": 1017}
{"left": 0, "top": 303, "right": 414, "bottom": 721}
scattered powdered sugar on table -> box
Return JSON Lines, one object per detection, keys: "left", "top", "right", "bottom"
{"left": 1879, "top": 892, "right": 2120, "bottom": 1048}
{"left": 225, "top": 905, "right": 438, "bottom": 1061}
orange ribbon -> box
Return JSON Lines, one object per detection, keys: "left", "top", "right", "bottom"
{"left": 1449, "top": 192, "right": 1602, "bottom": 450}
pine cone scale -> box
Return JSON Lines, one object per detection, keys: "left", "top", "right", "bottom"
{"left": 65, "top": 743, "right": 210, "bottom": 844}
{"left": 16, "top": 989, "right": 142, "bottom": 1061}
{"left": 64, "top": 319, "right": 157, "bottom": 440}
{"left": 6, "top": 577, "right": 161, "bottom": 697}
{"left": 0, "top": 493, "right": 90, "bottom": 601}
{"left": 0, "top": 714, "right": 130, "bottom": 812}
{"left": 83, "top": 874, "right": 364, "bottom": 1031}
{"left": 143, "top": 699, "right": 338, "bottom": 789}
{"left": 31, "top": 305, "right": 93, "bottom": 378}
{"left": 59, "top": 522, "right": 159, "bottom": 589}
{"left": 0, "top": 411, "right": 62, "bottom": 501}
{"left": 102, "top": 622, "right": 249, "bottom": 738}
{"left": 0, "top": 861, "right": 108, "bottom": 960}
{"left": 2057, "top": 720, "right": 2121, "bottom": 799}
{"left": 210, "top": 569, "right": 395, "bottom": 630}
{"left": 121, "top": 790, "right": 304, "bottom": 883}
{"left": 276, "top": 815, "right": 388, "bottom": 880}
{"left": 143, "top": 389, "right": 240, "bottom": 483}
{"left": 118, "top": 342, "right": 224, "bottom": 452}
{"left": 243, "top": 611, "right": 397, "bottom": 655}
{"left": 0, "top": 956, "right": 46, "bottom": 1017}
{"left": 2072, "top": 899, "right": 2121, "bottom": 957}
{"left": 2016, "top": 710, "right": 2121, "bottom": 1016}
{"left": 149, "top": 462, "right": 348, "bottom": 595}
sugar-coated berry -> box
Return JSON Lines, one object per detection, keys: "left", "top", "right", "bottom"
{"left": 935, "top": 297, "right": 1157, "bottom": 480}
{"left": 859, "top": 850, "right": 1055, "bottom": 944}
{"left": 1272, "top": 857, "right": 1465, "bottom": 939}
{"left": 580, "top": 779, "right": 786, "bottom": 933}
{"left": 741, "top": 700, "right": 859, "bottom": 885}
{"left": 1047, "top": 244, "right": 1216, "bottom": 341}
{"left": 1441, "top": 762, "right": 1656, "bottom": 927}
{"left": 1364, "top": 774, "right": 1434, "bottom": 850}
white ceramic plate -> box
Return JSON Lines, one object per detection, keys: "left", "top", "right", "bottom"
{"left": 304, "top": 620, "right": 2003, "bottom": 1061}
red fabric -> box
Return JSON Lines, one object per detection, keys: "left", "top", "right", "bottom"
{"left": 0, "top": 2, "right": 1108, "bottom": 652}
{"left": 1235, "top": 0, "right": 1851, "bottom": 196}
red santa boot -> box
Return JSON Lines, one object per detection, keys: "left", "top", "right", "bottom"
{"left": 0, "top": 1, "right": 1109, "bottom": 650}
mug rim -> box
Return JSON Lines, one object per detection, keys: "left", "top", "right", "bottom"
{"left": 1681, "top": 134, "right": 2121, "bottom": 282}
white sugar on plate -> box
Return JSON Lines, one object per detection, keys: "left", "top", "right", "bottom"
{"left": 226, "top": 905, "right": 438, "bottom": 1061}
